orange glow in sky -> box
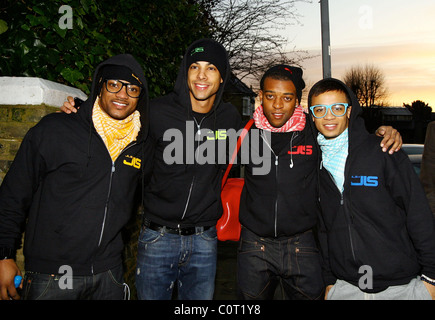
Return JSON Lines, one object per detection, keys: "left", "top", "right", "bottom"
{"left": 282, "top": 0, "right": 435, "bottom": 109}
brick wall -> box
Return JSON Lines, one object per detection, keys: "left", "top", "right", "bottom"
{"left": 0, "top": 104, "right": 58, "bottom": 183}
{"left": 0, "top": 103, "right": 58, "bottom": 272}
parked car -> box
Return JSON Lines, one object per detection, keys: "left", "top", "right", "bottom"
{"left": 402, "top": 144, "right": 424, "bottom": 175}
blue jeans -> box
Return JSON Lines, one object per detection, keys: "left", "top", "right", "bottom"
{"left": 237, "top": 227, "right": 324, "bottom": 300}
{"left": 135, "top": 225, "right": 217, "bottom": 300}
{"left": 21, "top": 265, "right": 127, "bottom": 300}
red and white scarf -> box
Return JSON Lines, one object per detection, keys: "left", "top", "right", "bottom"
{"left": 253, "top": 104, "right": 306, "bottom": 132}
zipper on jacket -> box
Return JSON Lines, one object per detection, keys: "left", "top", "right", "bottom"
{"left": 261, "top": 131, "right": 279, "bottom": 237}
{"left": 180, "top": 177, "right": 194, "bottom": 222}
{"left": 274, "top": 154, "right": 278, "bottom": 237}
{"left": 179, "top": 115, "right": 208, "bottom": 224}
{"left": 92, "top": 162, "right": 115, "bottom": 274}
{"left": 192, "top": 115, "right": 206, "bottom": 136}
{"left": 348, "top": 225, "right": 356, "bottom": 262}
{"left": 91, "top": 140, "right": 138, "bottom": 274}
{"left": 323, "top": 167, "right": 356, "bottom": 262}
{"left": 342, "top": 191, "right": 357, "bottom": 262}
{"left": 98, "top": 163, "right": 115, "bottom": 246}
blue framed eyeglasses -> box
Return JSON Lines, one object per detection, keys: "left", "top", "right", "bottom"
{"left": 310, "top": 103, "right": 349, "bottom": 119}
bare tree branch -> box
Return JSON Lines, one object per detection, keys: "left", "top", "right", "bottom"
{"left": 343, "top": 64, "right": 389, "bottom": 107}
{"left": 203, "top": 0, "right": 312, "bottom": 82}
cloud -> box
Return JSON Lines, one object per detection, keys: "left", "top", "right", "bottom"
{"left": 298, "top": 42, "right": 435, "bottom": 107}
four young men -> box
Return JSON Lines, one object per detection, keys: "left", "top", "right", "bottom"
{"left": 1, "top": 37, "right": 426, "bottom": 300}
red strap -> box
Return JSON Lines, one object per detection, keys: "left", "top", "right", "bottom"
{"left": 222, "top": 119, "right": 254, "bottom": 188}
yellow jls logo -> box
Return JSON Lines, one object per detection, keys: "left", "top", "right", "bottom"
{"left": 123, "top": 155, "right": 141, "bottom": 169}
{"left": 207, "top": 130, "right": 227, "bottom": 140}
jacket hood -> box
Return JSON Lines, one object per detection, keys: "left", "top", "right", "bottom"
{"left": 308, "top": 77, "right": 369, "bottom": 151}
{"left": 79, "top": 54, "right": 149, "bottom": 140}
{"left": 173, "top": 38, "right": 230, "bottom": 114}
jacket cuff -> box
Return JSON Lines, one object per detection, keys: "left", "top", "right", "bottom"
{"left": 0, "top": 247, "right": 16, "bottom": 260}
{"left": 323, "top": 272, "right": 337, "bottom": 287}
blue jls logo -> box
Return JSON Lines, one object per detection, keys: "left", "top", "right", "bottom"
{"left": 350, "top": 176, "right": 378, "bottom": 187}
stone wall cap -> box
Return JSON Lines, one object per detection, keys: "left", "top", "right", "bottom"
{"left": 0, "top": 77, "right": 88, "bottom": 107}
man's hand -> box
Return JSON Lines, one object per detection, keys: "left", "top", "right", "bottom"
{"left": 375, "top": 126, "right": 402, "bottom": 154}
{"left": 0, "top": 259, "right": 22, "bottom": 300}
{"left": 423, "top": 281, "right": 435, "bottom": 300}
{"left": 59, "top": 96, "right": 78, "bottom": 114}
{"left": 324, "top": 285, "right": 333, "bottom": 300}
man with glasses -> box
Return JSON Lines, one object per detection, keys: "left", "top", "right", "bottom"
{"left": 310, "top": 103, "right": 349, "bottom": 120}
{"left": 309, "top": 78, "right": 435, "bottom": 300}
{"left": 0, "top": 54, "right": 150, "bottom": 300}
{"left": 237, "top": 66, "right": 403, "bottom": 300}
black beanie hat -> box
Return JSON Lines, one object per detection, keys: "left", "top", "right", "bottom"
{"left": 260, "top": 65, "right": 305, "bottom": 102}
{"left": 100, "top": 65, "right": 143, "bottom": 87}
{"left": 186, "top": 39, "right": 227, "bottom": 80}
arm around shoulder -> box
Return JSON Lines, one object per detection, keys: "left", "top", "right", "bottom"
{"left": 375, "top": 125, "right": 402, "bottom": 154}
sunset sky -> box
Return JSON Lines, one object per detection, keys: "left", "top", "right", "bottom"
{"left": 282, "top": 0, "right": 435, "bottom": 108}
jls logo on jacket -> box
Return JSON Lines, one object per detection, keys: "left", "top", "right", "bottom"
{"left": 350, "top": 175, "right": 379, "bottom": 187}
{"left": 123, "top": 155, "right": 142, "bottom": 169}
{"left": 288, "top": 145, "right": 313, "bottom": 155}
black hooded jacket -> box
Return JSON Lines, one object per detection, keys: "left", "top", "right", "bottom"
{"left": 238, "top": 116, "right": 321, "bottom": 238}
{"left": 311, "top": 78, "right": 435, "bottom": 292}
{"left": 0, "top": 54, "right": 150, "bottom": 275}
{"left": 143, "top": 39, "right": 242, "bottom": 228}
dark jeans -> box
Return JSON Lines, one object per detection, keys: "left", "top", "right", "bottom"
{"left": 237, "top": 227, "right": 324, "bottom": 300}
{"left": 22, "top": 265, "right": 127, "bottom": 300}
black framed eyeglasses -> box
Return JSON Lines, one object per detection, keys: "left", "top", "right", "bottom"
{"left": 310, "top": 103, "right": 349, "bottom": 119}
{"left": 105, "top": 79, "right": 142, "bottom": 98}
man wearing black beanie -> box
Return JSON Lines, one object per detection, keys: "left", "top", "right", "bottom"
{"left": 186, "top": 39, "right": 228, "bottom": 81}
{"left": 135, "top": 39, "right": 242, "bottom": 300}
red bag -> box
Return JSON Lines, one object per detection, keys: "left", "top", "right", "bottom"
{"left": 217, "top": 119, "right": 254, "bottom": 241}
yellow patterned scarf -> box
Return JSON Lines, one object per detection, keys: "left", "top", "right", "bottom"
{"left": 92, "top": 97, "right": 141, "bottom": 161}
